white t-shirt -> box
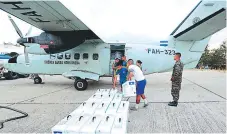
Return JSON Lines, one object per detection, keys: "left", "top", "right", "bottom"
{"left": 128, "top": 65, "right": 145, "bottom": 81}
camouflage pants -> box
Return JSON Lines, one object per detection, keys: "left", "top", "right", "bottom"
{"left": 171, "top": 81, "right": 181, "bottom": 101}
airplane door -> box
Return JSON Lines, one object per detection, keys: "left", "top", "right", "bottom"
{"left": 99, "top": 47, "right": 110, "bottom": 75}
{"left": 109, "top": 44, "right": 125, "bottom": 76}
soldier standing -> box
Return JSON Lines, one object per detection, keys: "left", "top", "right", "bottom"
{"left": 168, "top": 52, "right": 184, "bottom": 107}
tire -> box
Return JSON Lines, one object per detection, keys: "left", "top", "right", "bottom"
{"left": 74, "top": 79, "right": 88, "bottom": 91}
{"left": 4, "top": 71, "right": 18, "bottom": 80}
{"left": 34, "top": 77, "right": 42, "bottom": 84}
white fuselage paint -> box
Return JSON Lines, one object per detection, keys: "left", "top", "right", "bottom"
{"left": 3, "top": 36, "right": 208, "bottom": 79}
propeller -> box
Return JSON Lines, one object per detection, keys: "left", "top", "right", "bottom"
{"left": 8, "top": 15, "right": 32, "bottom": 65}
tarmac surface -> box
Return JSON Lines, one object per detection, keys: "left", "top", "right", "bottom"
{"left": 0, "top": 69, "right": 226, "bottom": 133}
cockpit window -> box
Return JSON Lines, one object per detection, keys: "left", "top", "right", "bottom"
{"left": 57, "top": 53, "right": 63, "bottom": 59}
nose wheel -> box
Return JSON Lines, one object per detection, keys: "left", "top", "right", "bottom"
{"left": 74, "top": 79, "right": 88, "bottom": 91}
{"left": 34, "top": 76, "right": 42, "bottom": 84}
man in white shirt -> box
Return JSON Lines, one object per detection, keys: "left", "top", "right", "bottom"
{"left": 127, "top": 59, "right": 148, "bottom": 110}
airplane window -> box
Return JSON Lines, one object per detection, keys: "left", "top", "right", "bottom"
{"left": 83, "top": 53, "right": 89, "bottom": 59}
{"left": 74, "top": 53, "right": 80, "bottom": 60}
{"left": 65, "top": 53, "right": 71, "bottom": 60}
{"left": 93, "top": 53, "right": 99, "bottom": 60}
{"left": 57, "top": 53, "right": 63, "bottom": 59}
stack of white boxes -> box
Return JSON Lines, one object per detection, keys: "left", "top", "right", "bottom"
{"left": 51, "top": 89, "right": 129, "bottom": 134}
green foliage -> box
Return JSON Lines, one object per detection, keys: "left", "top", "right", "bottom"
{"left": 198, "top": 41, "right": 226, "bottom": 68}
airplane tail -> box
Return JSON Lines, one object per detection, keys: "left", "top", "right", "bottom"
{"left": 170, "top": 0, "right": 226, "bottom": 41}
{"left": 168, "top": 0, "right": 226, "bottom": 69}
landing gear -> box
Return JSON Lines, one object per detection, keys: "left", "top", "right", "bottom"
{"left": 34, "top": 76, "right": 42, "bottom": 84}
{"left": 18, "top": 74, "right": 29, "bottom": 78}
{"left": 4, "top": 71, "right": 19, "bottom": 80}
{"left": 74, "top": 79, "right": 88, "bottom": 91}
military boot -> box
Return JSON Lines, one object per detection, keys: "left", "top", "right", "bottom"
{"left": 168, "top": 101, "right": 178, "bottom": 106}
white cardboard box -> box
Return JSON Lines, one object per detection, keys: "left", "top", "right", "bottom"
{"left": 95, "top": 114, "right": 115, "bottom": 134}
{"left": 113, "top": 93, "right": 123, "bottom": 102}
{"left": 111, "top": 113, "right": 128, "bottom": 134}
{"left": 82, "top": 101, "right": 101, "bottom": 115}
{"left": 95, "top": 89, "right": 111, "bottom": 94}
{"left": 117, "top": 101, "right": 129, "bottom": 114}
{"left": 79, "top": 114, "right": 104, "bottom": 133}
{"left": 71, "top": 101, "right": 101, "bottom": 115}
{"left": 109, "top": 89, "right": 118, "bottom": 95}
{"left": 117, "top": 101, "right": 129, "bottom": 121}
{"left": 51, "top": 114, "right": 81, "bottom": 134}
{"left": 105, "top": 100, "right": 121, "bottom": 115}
{"left": 88, "top": 93, "right": 114, "bottom": 102}
{"left": 51, "top": 89, "right": 129, "bottom": 134}
{"left": 52, "top": 114, "right": 91, "bottom": 134}
{"left": 94, "top": 100, "right": 111, "bottom": 115}
{"left": 64, "top": 114, "right": 92, "bottom": 134}
{"left": 122, "top": 80, "right": 136, "bottom": 97}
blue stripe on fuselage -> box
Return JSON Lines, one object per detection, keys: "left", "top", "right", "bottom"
{"left": 160, "top": 41, "right": 168, "bottom": 43}
{"left": 0, "top": 54, "right": 11, "bottom": 59}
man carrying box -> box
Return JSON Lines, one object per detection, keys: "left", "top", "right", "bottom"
{"left": 115, "top": 60, "right": 128, "bottom": 92}
{"left": 127, "top": 59, "right": 148, "bottom": 110}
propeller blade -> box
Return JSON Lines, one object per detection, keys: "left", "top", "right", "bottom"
{"left": 8, "top": 15, "right": 23, "bottom": 38}
{"left": 25, "top": 26, "right": 32, "bottom": 37}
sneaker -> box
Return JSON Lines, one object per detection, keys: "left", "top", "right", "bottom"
{"left": 144, "top": 103, "right": 149, "bottom": 107}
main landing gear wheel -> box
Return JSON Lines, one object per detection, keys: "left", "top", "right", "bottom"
{"left": 4, "top": 71, "right": 18, "bottom": 80}
{"left": 74, "top": 79, "right": 88, "bottom": 91}
{"left": 34, "top": 77, "right": 42, "bottom": 84}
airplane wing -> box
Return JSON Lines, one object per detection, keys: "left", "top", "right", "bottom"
{"left": 0, "top": 1, "right": 104, "bottom": 44}
{"left": 170, "top": 0, "right": 226, "bottom": 41}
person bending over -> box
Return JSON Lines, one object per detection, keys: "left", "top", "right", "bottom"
{"left": 115, "top": 60, "right": 128, "bottom": 92}
{"left": 127, "top": 59, "right": 148, "bottom": 110}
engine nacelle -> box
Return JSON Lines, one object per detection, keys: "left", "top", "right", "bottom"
{"left": 17, "top": 31, "right": 86, "bottom": 55}
{"left": 26, "top": 44, "right": 48, "bottom": 55}
{"left": 18, "top": 32, "right": 63, "bottom": 46}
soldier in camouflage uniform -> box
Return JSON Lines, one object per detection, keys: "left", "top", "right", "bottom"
{"left": 168, "top": 52, "right": 184, "bottom": 107}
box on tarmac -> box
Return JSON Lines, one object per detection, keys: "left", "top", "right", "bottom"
{"left": 95, "top": 114, "right": 116, "bottom": 134}
{"left": 51, "top": 88, "right": 129, "bottom": 134}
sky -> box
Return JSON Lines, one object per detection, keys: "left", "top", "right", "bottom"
{"left": 0, "top": 0, "right": 226, "bottom": 49}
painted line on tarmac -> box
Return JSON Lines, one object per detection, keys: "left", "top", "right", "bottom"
{"left": 183, "top": 77, "right": 226, "bottom": 100}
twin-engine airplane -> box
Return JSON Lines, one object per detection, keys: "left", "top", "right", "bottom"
{"left": 0, "top": 0, "right": 226, "bottom": 91}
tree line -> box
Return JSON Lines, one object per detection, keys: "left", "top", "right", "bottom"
{"left": 197, "top": 41, "right": 226, "bottom": 70}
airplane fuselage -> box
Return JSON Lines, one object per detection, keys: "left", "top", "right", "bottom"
{"left": 4, "top": 42, "right": 179, "bottom": 77}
